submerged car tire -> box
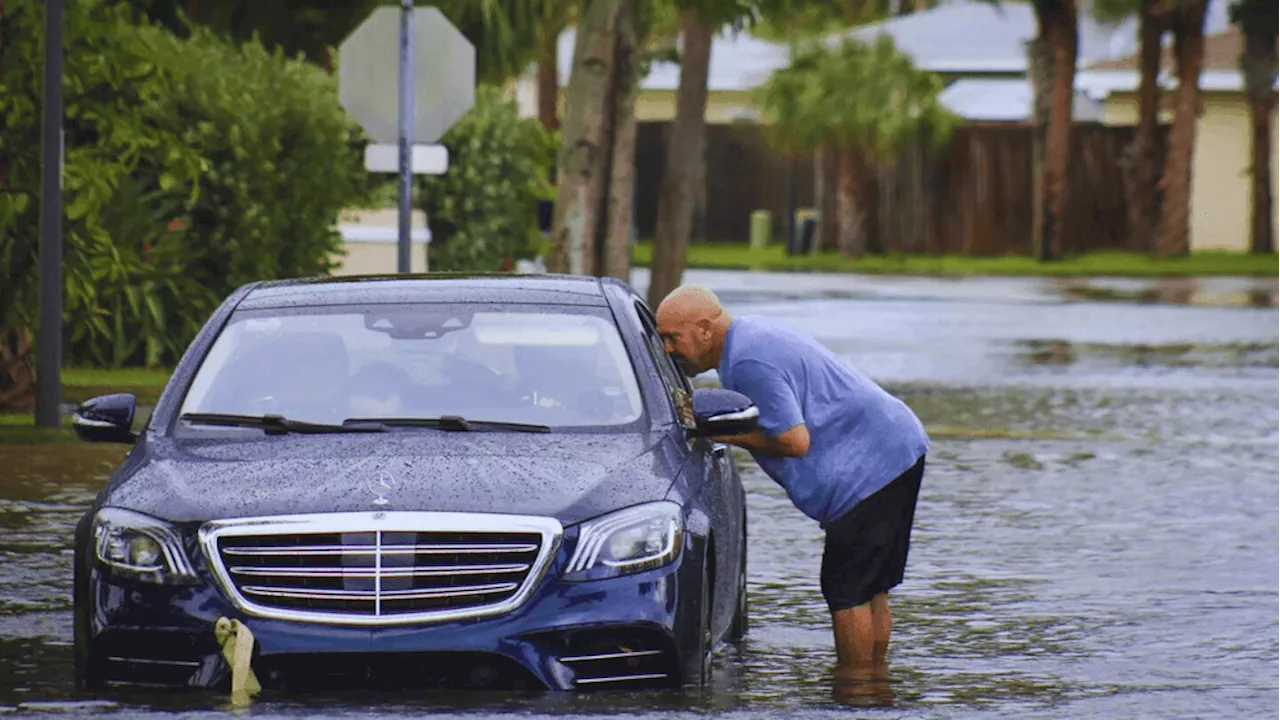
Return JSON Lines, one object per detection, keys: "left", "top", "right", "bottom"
{"left": 728, "top": 533, "right": 748, "bottom": 641}
{"left": 697, "top": 559, "right": 714, "bottom": 687}
{"left": 73, "top": 513, "right": 103, "bottom": 692}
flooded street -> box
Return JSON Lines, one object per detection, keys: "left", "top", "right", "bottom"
{"left": 2, "top": 270, "right": 1276, "bottom": 718}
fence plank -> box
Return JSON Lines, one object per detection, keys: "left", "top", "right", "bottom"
{"left": 633, "top": 121, "right": 1154, "bottom": 255}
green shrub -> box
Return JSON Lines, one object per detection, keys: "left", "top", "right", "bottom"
{"left": 415, "top": 85, "right": 556, "bottom": 272}
{"left": 157, "top": 26, "right": 375, "bottom": 290}
{"left": 0, "top": 0, "right": 374, "bottom": 400}
{"left": 1, "top": 0, "right": 206, "bottom": 382}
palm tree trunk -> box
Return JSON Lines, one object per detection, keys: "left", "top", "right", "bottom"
{"left": 1120, "top": 1, "right": 1166, "bottom": 252}
{"left": 1156, "top": 0, "right": 1208, "bottom": 257}
{"left": 836, "top": 148, "right": 869, "bottom": 256}
{"left": 1241, "top": 23, "right": 1277, "bottom": 254}
{"left": 547, "top": 0, "right": 623, "bottom": 275}
{"left": 814, "top": 145, "right": 827, "bottom": 252}
{"left": 602, "top": 2, "right": 643, "bottom": 281}
{"left": 647, "top": 11, "right": 713, "bottom": 309}
{"left": 537, "top": 29, "right": 560, "bottom": 133}
{"left": 1039, "top": 0, "right": 1078, "bottom": 261}
{"left": 1026, "top": 34, "right": 1052, "bottom": 259}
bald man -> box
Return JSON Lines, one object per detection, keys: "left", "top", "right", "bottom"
{"left": 656, "top": 285, "right": 929, "bottom": 672}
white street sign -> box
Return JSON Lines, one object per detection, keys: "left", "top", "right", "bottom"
{"left": 339, "top": 7, "right": 476, "bottom": 144}
{"left": 364, "top": 144, "right": 449, "bottom": 174}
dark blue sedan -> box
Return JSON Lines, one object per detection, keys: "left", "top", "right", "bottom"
{"left": 71, "top": 274, "right": 759, "bottom": 693}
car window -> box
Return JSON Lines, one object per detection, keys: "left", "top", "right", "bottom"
{"left": 179, "top": 304, "right": 646, "bottom": 429}
{"left": 633, "top": 301, "right": 696, "bottom": 429}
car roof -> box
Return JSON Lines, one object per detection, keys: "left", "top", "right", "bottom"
{"left": 236, "top": 273, "right": 629, "bottom": 310}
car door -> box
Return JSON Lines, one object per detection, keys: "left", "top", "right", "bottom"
{"left": 632, "top": 300, "right": 744, "bottom": 640}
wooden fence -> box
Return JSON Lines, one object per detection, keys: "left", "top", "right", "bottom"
{"left": 632, "top": 121, "right": 1164, "bottom": 255}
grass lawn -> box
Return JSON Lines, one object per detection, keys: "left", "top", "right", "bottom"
{"left": 630, "top": 242, "right": 1280, "bottom": 278}
{"left": 61, "top": 367, "right": 171, "bottom": 406}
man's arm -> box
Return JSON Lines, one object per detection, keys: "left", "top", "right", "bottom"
{"left": 712, "top": 359, "right": 810, "bottom": 458}
{"left": 712, "top": 424, "right": 810, "bottom": 457}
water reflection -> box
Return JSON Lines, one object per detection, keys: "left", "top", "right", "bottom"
{"left": 830, "top": 663, "right": 896, "bottom": 708}
{"left": 1054, "top": 277, "right": 1279, "bottom": 308}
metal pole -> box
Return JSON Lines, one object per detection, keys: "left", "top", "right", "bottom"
{"left": 396, "top": 0, "right": 415, "bottom": 274}
{"left": 35, "top": 0, "right": 64, "bottom": 428}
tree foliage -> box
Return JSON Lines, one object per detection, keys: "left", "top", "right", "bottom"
{"left": 755, "top": 35, "right": 956, "bottom": 160}
{"left": 134, "top": 0, "right": 548, "bottom": 84}
{"left": 416, "top": 85, "right": 557, "bottom": 272}
{"left": 137, "top": 0, "right": 380, "bottom": 67}
{"left": 0, "top": 0, "right": 373, "bottom": 389}
{"left": 432, "top": 0, "right": 546, "bottom": 85}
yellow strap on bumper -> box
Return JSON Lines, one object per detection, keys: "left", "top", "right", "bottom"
{"left": 214, "top": 617, "right": 262, "bottom": 704}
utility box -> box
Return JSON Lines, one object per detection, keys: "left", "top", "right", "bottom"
{"left": 749, "top": 210, "right": 772, "bottom": 251}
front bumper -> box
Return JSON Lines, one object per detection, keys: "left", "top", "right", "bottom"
{"left": 79, "top": 539, "right": 707, "bottom": 692}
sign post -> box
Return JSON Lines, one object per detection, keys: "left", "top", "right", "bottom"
{"left": 339, "top": 6, "right": 476, "bottom": 274}
{"left": 396, "top": 0, "right": 414, "bottom": 274}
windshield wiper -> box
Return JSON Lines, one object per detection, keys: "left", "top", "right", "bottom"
{"left": 181, "top": 413, "right": 387, "bottom": 435}
{"left": 343, "top": 415, "right": 551, "bottom": 433}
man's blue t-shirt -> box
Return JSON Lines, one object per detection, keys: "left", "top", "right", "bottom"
{"left": 717, "top": 315, "right": 929, "bottom": 527}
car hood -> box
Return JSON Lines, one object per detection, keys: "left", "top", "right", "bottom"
{"left": 103, "top": 431, "right": 679, "bottom": 527}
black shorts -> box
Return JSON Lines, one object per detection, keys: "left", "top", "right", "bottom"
{"left": 820, "top": 455, "right": 925, "bottom": 613}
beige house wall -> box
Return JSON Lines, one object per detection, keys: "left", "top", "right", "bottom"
{"left": 633, "top": 90, "right": 759, "bottom": 124}
{"left": 1103, "top": 91, "right": 1279, "bottom": 252}
{"left": 331, "top": 208, "right": 429, "bottom": 276}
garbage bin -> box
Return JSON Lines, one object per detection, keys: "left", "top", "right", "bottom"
{"left": 788, "top": 208, "right": 818, "bottom": 255}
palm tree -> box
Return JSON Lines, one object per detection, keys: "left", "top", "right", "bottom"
{"left": 1154, "top": 0, "right": 1208, "bottom": 257}
{"left": 1231, "top": 0, "right": 1278, "bottom": 254}
{"left": 646, "top": 8, "right": 717, "bottom": 306}
{"left": 547, "top": 0, "right": 626, "bottom": 276}
{"left": 757, "top": 36, "right": 955, "bottom": 256}
{"left": 1093, "top": 0, "right": 1173, "bottom": 252}
{"left": 535, "top": 0, "right": 579, "bottom": 132}
{"left": 1025, "top": 0, "right": 1079, "bottom": 261}
{"left": 751, "top": 0, "right": 940, "bottom": 253}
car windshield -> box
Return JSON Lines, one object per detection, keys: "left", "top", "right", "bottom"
{"left": 178, "top": 304, "right": 646, "bottom": 430}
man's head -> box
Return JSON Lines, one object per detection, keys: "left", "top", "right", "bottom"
{"left": 655, "top": 285, "right": 732, "bottom": 377}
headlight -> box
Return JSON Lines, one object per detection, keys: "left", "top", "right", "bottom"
{"left": 562, "top": 501, "right": 683, "bottom": 581}
{"left": 93, "top": 507, "right": 198, "bottom": 584}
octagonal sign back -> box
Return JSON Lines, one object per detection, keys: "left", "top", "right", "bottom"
{"left": 339, "top": 7, "right": 476, "bottom": 144}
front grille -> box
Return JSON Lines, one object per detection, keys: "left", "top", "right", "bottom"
{"left": 200, "top": 512, "right": 562, "bottom": 626}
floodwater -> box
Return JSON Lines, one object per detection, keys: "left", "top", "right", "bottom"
{"left": 2, "top": 270, "right": 1277, "bottom": 719}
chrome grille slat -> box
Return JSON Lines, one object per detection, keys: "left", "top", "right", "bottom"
{"left": 221, "top": 543, "right": 539, "bottom": 556}
{"left": 228, "top": 563, "right": 531, "bottom": 578}
{"left": 241, "top": 582, "right": 520, "bottom": 602}
{"left": 105, "top": 656, "right": 202, "bottom": 668}
{"left": 560, "top": 649, "right": 664, "bottom": 664}
{"left": 199, "top": 511, "right": 563, "bottom": 627}
{"left": 574, "top": 673, "right": 671, "bottom": 685}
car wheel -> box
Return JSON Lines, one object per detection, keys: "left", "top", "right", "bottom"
{"left": 728, "top": 536, "right": 748, "bottom": 641}
{"left": 73, "top": 552, "right": 102, "bottom": 691}
{"left": 697, "top": 559, "right": 713, "bottom": 687}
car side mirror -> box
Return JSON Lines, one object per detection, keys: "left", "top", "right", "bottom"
{"left": 73, "top": 393, "right": 138, "bottom": 444}
{"left": 690, "top": 388, "right": 759, "bottom": 438}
